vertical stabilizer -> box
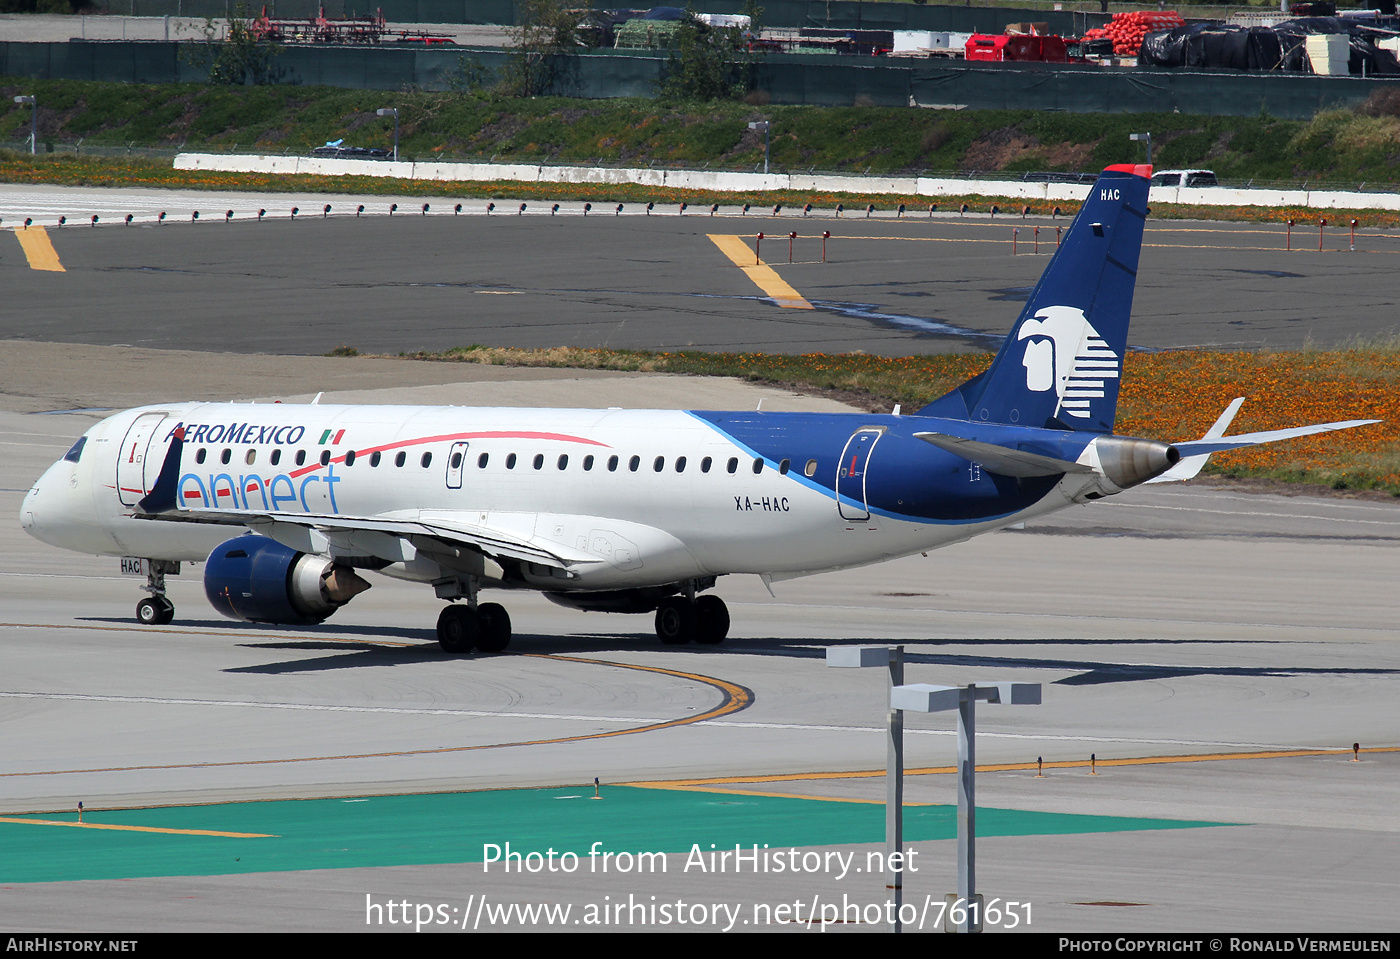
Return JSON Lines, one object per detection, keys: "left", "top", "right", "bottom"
{"left": 922, "top": 164, "right": 1151, "bottom": 433}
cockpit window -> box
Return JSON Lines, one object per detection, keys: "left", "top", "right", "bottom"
{"left": 62, "top": 436, "right": 86, "bottom": 463}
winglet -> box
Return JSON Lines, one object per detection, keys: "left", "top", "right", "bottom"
{"left": 136, "top": 426, "right": 184, "bottom": 514}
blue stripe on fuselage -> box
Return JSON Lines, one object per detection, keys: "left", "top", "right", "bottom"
{"left": 687, "top": 410, "right": 1096, "bottom": 524}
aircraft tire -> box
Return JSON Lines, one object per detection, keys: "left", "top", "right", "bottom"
{"left": 136, "top": 596, "right": 174, "bottom": 626}
{"left": 655, "top": 597, "right": 695, "bottom": 645}
{"left": 694, "top": 595, "right": 729, "bottom": 644}
{"left": 437, "top": 604, "right": 479, "bottom": 654}
{"left": 476, "top": 603, "right": 512, "bottom": 652}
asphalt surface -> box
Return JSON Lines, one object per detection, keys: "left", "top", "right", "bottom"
{"left": 3, "top": 184, "right": 1400, "bottom": 356}
{"left": 1, "top": 183, "right": 1397, "bottom": 933}
{"left": 2, "top": 363, "right": 1399, "bottom": 932}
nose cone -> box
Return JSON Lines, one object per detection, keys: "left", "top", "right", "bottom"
{"left": 19, "top": 483, "right": 38, "bottom": 533}
{"left": 20, "top": 458, "right": 99, "bottom": 552}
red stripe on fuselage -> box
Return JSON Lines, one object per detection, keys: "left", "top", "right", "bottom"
{"left": 285, "top": 430, "right": 611, "bottom": 478}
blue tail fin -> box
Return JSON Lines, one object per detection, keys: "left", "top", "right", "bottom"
{"left": 919, "top": 164, "right": 1151, "bottom": 433}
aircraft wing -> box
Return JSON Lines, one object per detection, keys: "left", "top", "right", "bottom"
{"left": 133, "top": 503, "right": 595, "bottom": 570}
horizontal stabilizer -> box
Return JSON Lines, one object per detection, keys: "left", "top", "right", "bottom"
{"left": 1174, "top": 419, "right": 1380, "bottom": 457}
{"left": 913, "top": 431, "right": 1094, "bottom": 478}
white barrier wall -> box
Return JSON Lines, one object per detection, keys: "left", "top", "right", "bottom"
{"left": 172, "top": 154, "right": 1400, "bottom": 213}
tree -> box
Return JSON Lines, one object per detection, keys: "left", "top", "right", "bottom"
{"left": 183, "top": 4, "right": 283, "bottom": 87}
{"left": 658, "top": 5, "right": 763, "bottom": 102}
{"left": 501, "top": 0, "right": 581, "bottom": 97}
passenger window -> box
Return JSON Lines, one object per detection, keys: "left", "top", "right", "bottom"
{"left": 533, "top": 454, "right": 544, "bottom": 470}
{"left": 320, "top": 450, "right": 331, "bottom": 466}
{"left": 804, "top": 459, "right": 817, "bottom": 477}
{"left": 727, "top": 457, "right": 738, "bottom": 474}
{"left": 295, "top": 449, "right": 306, "bottom": 466}
{"left": 608, "top": 455, "right": 619, "bottom": 472}
{"left": 701, "top": 456, "right": 712, "bottom": 473}
{"left": 221, "top": 449, "right": 232, "bottom": 465}
{"left": 421, "top": 452, "right": 432, "bottom": 468}
{"left": 583, "top": 455, "right": 594, "bottom": 471}
{"left": 345, "top": 450, "right": 357, "bottom": 466}
{"left": 558, "top": 454, "right": 568, "bottom": 470}
{"left": 62, "top": 436, "right": 86, "bottom": 463}
{"left": 245, "top": 449, "right": 256, "bottom": 465}
{"left": 370, "top": 451, "right": 381, "bottom": 467}
{"left": 478, "top": 453, "right": 489, "bottom": 468}
{"left": 653, "top": 456, "right": 664, "bottom": 472}
{"left": 395, "top": 451, "right": 406, "bottom": 467}
{"left": 450, "top": 451, "right": 462, "bottom": 469}
{"left": 779, "top": 458, "right": 790, "bottom": 475}
{"left": 675, "top": 456, "right": 686, "bottom": 473}
{"left": 752, "top": 458, "right": 763, "bottom": 474}
{"left": 629, "top": 455, "right": 640, "bottom": 472}
{"left": 506, "top": 453, "right": 517, "bottom": 469}
{"left": 270, "top": 449, "right": 281, "bottom": 466}
{"left": 195, "top": 447, "right": 207, "bottom": 465}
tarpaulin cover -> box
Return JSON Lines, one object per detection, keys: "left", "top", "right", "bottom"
{"left": 1140, "top": 17, "right": 1400, "bottom": 75}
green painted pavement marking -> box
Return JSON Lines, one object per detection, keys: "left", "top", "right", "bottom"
{"left": 1, "top": 786, "right": 1228, "bottom": 884}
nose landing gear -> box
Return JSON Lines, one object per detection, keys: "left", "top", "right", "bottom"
{"left": 137, "top": 595, "right": 174, "bottom": 626}
{"left": 132, "top": 559, "right": 179, "bottom": 626}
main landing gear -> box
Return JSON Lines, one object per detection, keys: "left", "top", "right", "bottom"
{"left": 437, "top": 603, "right": 512, "bottom": 653}
{"left": 654, "top": 594, "right": 729, "bottom": 645}
{"left": 134, "top": 560, "right": 179, "bottom": 626}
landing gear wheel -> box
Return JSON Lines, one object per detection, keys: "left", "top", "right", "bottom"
{"left": 655, "top": 597, "right": 696, "bottom": 645}
{"left": 136, "top": 596, "right": 174, "bottom": 626}
{"left": 437, "top": 604, "right": 480, "bottom": 653}
{"left": 476, "top": 603, "right": 512, "bottom": 653}
{"left": 694, "top": 595, "right": 729, "bottom": 645}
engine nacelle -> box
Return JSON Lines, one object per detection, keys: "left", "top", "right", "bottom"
{"left": 1092, "top": 435, "right": 1181, "bottom": 491}
{"left": 204, "top": 534, "right": 371, "bottom": 625}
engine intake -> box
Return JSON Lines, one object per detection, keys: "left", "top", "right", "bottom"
{"left": 204, "top": 534, "right": 370, "bottom": 625}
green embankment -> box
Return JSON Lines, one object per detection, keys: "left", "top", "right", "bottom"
{"left": 5, "top": 76, "right": 1400, "bottom": 187}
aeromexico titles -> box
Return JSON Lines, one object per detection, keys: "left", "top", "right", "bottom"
{"left": 20, "top": 165, "right": 1378, "bottom": 652}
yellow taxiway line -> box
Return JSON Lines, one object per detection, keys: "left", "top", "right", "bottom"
{"left": 626, "top": 746, "right": 1398, "bottom": 794}
{"left": 708, "top": 234, "right": 813, "bottom": 309}
{"left": 14, "top": 226, "right": 65, "bottom": 272}
{"left": 0, "top": 647, "right": 752, "bottom": 779}
{"left": 0, "top": 816, "right": 273, "bottom": 838}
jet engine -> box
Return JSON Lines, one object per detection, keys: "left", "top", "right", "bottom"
{"left": 204, "top": 534, "right": 371, "bottom": 624}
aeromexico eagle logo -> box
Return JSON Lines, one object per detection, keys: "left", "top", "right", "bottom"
{"left": 1016, "top": 306, "right": 1119, "bottom": 420}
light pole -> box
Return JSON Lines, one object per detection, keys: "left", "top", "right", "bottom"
{"left": 829, "top": 645, "right": 1042, "bottom": 934}
{"left": 14, "top": 95, "right": 35, "bottom": 155}
{"left": 1129, "top": 131, "right": 1152, "bottom": 167}
{"left": 891, "top": 680, "right": 1041, "bottom": 932}
{"left": 827, "top": 645, "right": 905, "bottom": 932}
{"left": 748, "top": 119, "right": 770, "bottom": 175}
{"left": 377, "top": 107, "right": 399, "bottom": 162}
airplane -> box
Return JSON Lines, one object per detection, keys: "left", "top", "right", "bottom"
{"left": 19, "top": 164, "right": 1379, "bottom": 653}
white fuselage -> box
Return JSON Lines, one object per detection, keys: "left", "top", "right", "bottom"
{"left": 21, "top": 401, "right": 1089, "bottom": 592}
